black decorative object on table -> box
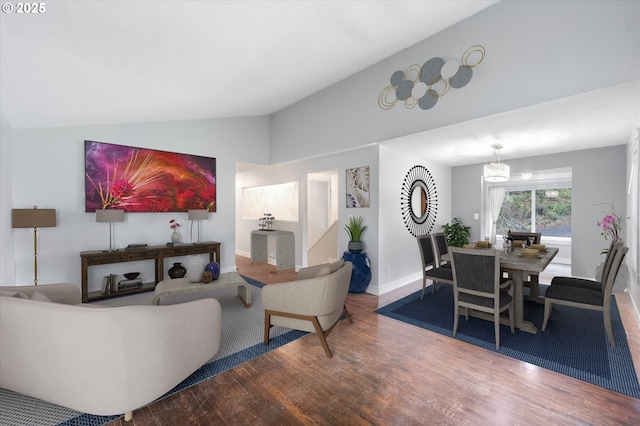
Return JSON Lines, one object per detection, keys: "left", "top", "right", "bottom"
{"left": 342, "top": 251, "right": 371, "bottom": 293}
{"left": 123, "top": 272, "right": 140, "bottom": 280}
{"left": 168, "top": 262, "right": 186, "bottom": 279}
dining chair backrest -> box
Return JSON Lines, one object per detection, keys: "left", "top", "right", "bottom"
{"left": 602, "top": 244, "right": 628, "bottom": 303}
{"left": 600, "top": 241, "right": 623, "bottom": 290}
{"left": 450, "top": 247, "right": 501, "bottom": 296}
{"left": 416, "top": 234, "right": 436, "bottom": 270}
{"left": 510, "top": 231, "right": 542, "bottom": 244}
{"left": 432, "top": 232, "right": 449, "bottom": 267}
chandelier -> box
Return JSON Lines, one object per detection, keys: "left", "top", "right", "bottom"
{"left": 483, "top": 144, "right": 510, "bottom": 182}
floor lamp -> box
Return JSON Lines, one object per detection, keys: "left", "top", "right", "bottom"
{"left": 188, "top": 209, "right": 209, "bottom": 244}
{"left": 12, "top": 206, "right": 57, "bottom": 285}
{"left": 96, "top": 209, "right": 125, "bottom": 251}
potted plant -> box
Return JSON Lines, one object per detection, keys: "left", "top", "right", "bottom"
{"left": 344, "top": 216, "right": 367, "bottom": 254}
{"left": 442, "top": 217, "right": 471, "bottom": 247}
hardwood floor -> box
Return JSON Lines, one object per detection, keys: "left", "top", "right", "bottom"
{"left": 108, "top": 256, "right": 640, "bottom": 425}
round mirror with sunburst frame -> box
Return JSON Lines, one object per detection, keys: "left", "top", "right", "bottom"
{"left": 400, "top": 165, "right": 438, "bottom": 236}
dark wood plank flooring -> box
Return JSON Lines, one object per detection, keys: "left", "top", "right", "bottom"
{"left": 108, "top": 256, "right": 640, "bottom": 425}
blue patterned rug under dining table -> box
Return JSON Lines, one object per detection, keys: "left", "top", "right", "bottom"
{"left": 376, "top": 284, "right": 640, "bottom": 399}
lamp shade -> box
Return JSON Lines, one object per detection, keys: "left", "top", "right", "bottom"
{"left": 95, "top": 209, "right": 125, "bottom": 223}
{"left": 12, "top": 208, "right": 57, "bottom": 228}
{"left": 483, "top": 162, "right": 511, "bottom": 182}
{"left": 188, "top": 209, "right": 209, "bottom": 221}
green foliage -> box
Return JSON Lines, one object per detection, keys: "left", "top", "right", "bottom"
{"left": 344, "top": 216, "right": 366, "bottom": 242}
{"left": 442, "top": 217, "right": 471, "bottom": 247}
{"left": 496, "top": 188, "right": 572, "bottom": 236}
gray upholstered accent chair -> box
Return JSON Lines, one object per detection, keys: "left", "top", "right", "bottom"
{"left": 431, "top": 232, "right": 451, "bottom": 268}
{"left": 262, "top": 260, "right": 353, "bottom": 358}
{"left": 542, "top": 243, "right": 628, "bottom": 346}
{"left": 416, "top": 234, "right": 453, "bottom": 299}
{"left": 450, "top": 247, "right": 515, "bottom": 350}
{"left": 505, "top": 231, "right": 542, "bottom": 300}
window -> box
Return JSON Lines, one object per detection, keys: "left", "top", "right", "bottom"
{"left": 496, "top": 188, "right": 572, "bottom": 237}
{"left": 485, "top": 168, "right": 572, "bottom": 241}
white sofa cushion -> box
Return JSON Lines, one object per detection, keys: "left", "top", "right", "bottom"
{"left": 29, "top": 291, "right": 51, "bottom": 302}
{"left": 0, "top": 290, "right": 29, "bottom": 299}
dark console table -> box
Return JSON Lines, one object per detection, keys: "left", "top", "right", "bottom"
{"left": 80, "top": 242, "right": 220, "bottom": 302}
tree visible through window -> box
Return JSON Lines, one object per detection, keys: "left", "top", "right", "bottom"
{"left": 496, "top": 188, "right": 571, "bottom": 237}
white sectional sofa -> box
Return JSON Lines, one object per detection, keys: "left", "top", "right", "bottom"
{"left": 0, "top": 283, "right": 221, "bottom": 421}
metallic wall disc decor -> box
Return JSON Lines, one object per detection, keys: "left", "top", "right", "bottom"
{"left": 378, "top": 45, "right": 485, "bottom": 111}
{"left": 400, "top": 165, "right": 438, "bottom": 237}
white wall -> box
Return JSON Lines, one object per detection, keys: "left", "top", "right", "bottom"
{"left": 236, "top": 145, "right": 380, "bottom": 291}
{"left": 7, "top": 117, "right": 269, "bottom": 288}
{"left": 0, "top": 114, "right": 15, "bottom": 285}
{"left": 377, "top": 145, "right": 452, "bottom": 294}
{"left": 234, "top": 142, "right": 453, "bottom": 296}
{"left": 627, "top": 130, "right": 640, "bottom": 322}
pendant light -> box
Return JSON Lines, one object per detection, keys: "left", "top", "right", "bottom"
{"left": 483, "top": 144, "right": 510, "bottom": 182}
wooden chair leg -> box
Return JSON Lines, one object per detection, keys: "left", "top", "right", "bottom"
{"left": 453, "top": 304, "right": 459, "bottom": 336}
{"left": 421, "top": 276, "right": 427, "bottom": 299}
{"left": 343, "top": 305, "right": 353, "bottom": 324}
{"left": 494, "top": 310, "right": 500, "bottom": 350}
{"left": 509, "top": 304, "right": 515, "bottom": 334}
{"left": 603, "top": 305, "right": 616, "bottom": 347}
{"left": 542, "top": 300, "right": 552, "bottom": 331}
{"left": 263, "top": 311, "right": 272, "bottom": 346}
{"left": 311, "top": 317, "right": 333, "bottom": 358}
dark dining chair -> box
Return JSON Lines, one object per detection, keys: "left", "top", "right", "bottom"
{"left": 416, "top": 234, "right": 453, "bottom": 299}
{"left": 431, "top": 232, "right": 451, "bottom": 268}
{"left": 450, "top": 247, "right": 514, "bottom": 350}
{"left": 542, "top": 243, "right": 628, "bottom": 346}
{"left": 509, "top": 231, "right": 542, "bottom": 245}
{"left": 549, "top": 240, "right": 620, "bottom": 293}
{"left": 504, "top": 231, "right": 542, "bottom": 300}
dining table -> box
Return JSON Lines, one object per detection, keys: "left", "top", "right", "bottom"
{"left": 443, "top": 246, "right": 559, "bottom": 334}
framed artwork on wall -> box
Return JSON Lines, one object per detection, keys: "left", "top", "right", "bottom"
{"left": 346, "top": 166, "right": 370, "bottom": 208}
{"left": 84, "top": 140, "right": 216, "bottom": 212}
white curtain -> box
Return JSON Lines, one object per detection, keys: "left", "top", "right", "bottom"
{"left": 488, "top": 186, "right": 506, "bottom": 244}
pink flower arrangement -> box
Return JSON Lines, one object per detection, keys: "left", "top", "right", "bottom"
{"left": 169, "top": 219, "right": 180, "bottom": 230}
{"left": 596, "top": 202, "right": 624, "bottom": 243}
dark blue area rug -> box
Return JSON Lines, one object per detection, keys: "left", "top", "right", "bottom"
{"left": 376, "top": 284, "right": 640, "bottom": 399}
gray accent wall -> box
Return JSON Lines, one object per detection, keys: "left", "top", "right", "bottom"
{"left": 269, "top": 1, "right": 640, "bottom": 164}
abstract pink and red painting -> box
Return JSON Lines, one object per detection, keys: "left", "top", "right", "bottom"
{"left": 85, "top": 141, "right": 216, "bottom": 212}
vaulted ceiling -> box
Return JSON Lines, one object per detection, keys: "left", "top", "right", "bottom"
{"left": 1, "top": 1, "right": 638, "bottom": 166}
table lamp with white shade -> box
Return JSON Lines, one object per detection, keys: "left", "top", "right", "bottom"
{"left": 188, "top": 209, "right": 209, "bottom": 244}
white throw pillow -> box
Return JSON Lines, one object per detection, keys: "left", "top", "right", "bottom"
{"left": 30, "top": 291, "right": 51, "bottom": 302}
{"left": 0, "top": 290, "right": 29, "bottom": 299}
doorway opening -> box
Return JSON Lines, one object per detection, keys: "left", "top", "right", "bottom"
{"left": 306, "top": 170, "right": 339, "bottom": 266}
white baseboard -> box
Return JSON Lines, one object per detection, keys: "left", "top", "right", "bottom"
{"left": 369, "top": 272, "right": 422, "bottom": 296}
